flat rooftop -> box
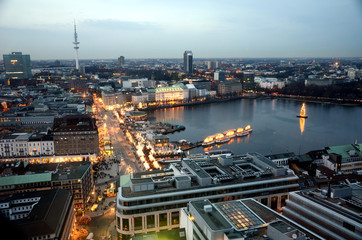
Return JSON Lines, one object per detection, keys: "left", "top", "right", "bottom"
{"left": 0, "top": 161, "right": 91, "bottom": 184}
{"left": 296, "top": 185, "right": 362, "bottom": 224}
{"left": 0, "top": 189, "right": 72, "bottom": 237}
{"left": 325, "top": 144, "right": 362, "bottom": 159}
{"left": 192, "top": 200, "right": 232, "bottom": 231}
{"left": 122, "top": 153, "right": 295, "bottom": 198}
{"left": 188, "top": 198, "right": 322, "bottom": 239}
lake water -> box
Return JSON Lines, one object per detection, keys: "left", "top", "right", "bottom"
{"left": 149, "top": 99, "right": 362, "bottom": 155}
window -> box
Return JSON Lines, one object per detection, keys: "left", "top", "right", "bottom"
{"left": 134, "top": 216, "right": 143, "bottom": 230}
{"left": 171, "top": 211, "right": 179, "bottom": 225}
{"left": 116, "top": 216, "right": 120, "bottom": 228}
{"left": 281, "top": 195, "right": 288, "bottom": 208}
{"left": 159, "top": 213, "right": 167, "bottom": 227}
{"left": 147, "top": 215, "right": 155, "bottom": 229}
{"left": 122, "top": 218, "right": 129, "bottom": 231}
{"left": 271, "top": 196, "right": 278, "bottom": 210}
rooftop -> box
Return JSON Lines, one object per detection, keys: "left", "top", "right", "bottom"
{"left": 0, "top": 161, "right": 92, "bottom": 185}
{"left": 187, "top": 198, "right": 322, "bottom": 239}
{"left": 122, "top": 153, "right": 294, "bottom": 198}
{"left": 192, "top": 200, "right": 232, "bottom": 231}
{"left": 0, "top": 189, "right": 73, "bottom": 237}
{"left": 325, "top": 144, "right": 362, "bottom": 159}
{"left": 295, "top": 184, "right": 362, "bottom": 224}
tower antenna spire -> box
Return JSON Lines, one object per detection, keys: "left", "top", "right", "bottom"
{"left": 73, "top": 20, "right": 80, "bottom": 70}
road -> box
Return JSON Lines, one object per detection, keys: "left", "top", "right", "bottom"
{"left": 86, "top": 208, "right": 117, "bottom": 240}
{"left": 102, "top": 109, "right": 141, "bottom": 175}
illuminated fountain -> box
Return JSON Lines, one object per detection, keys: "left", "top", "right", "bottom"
{"left": 297, "top": 103, "right": 308, "bottom": 118}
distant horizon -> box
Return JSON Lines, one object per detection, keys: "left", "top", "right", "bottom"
{"left": 4, "top": 56, "right": 361, "bottom": 62}
{"left": 1, "top": 0, "right": 361, "bottom": 59}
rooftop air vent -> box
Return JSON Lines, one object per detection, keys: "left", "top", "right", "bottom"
{"left": 204, "top": 205, "right": 212, "bottom": 213}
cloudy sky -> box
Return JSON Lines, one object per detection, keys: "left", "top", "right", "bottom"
{"left": 0, "top": 0, "right": 361, "bottom": 59}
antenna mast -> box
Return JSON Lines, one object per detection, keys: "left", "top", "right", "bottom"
{"left": 73, "top": 20, "right": 80, "bottom": 70}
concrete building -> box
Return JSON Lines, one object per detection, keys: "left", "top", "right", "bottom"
{"left": 0, "top": 161, "right": 93, "bottom": 209}
{"left": 242, "top": 72, "right": 255, "bottom": 92}
{"left": 0, "top": 132, "right": 54, "bottom": 158}
{"left": 206, "top": 61, "right": 216, "bottom": 70}
{"left": 214, "top": 71, "right": 225, "bottom": 81}
{"left": 283, "top": 185, "right": 362, "bottom": 240}
{"left": 118, "top": 56, "right": 125, "bottom": 66}
{"left": 0, "top": 189, "right": 75, "bottom": 240}
{"left": 266, "top": 152, "right": 296, "bottom": 167}
{"left": 185, "top": 84, "right": 197, "bottom": 100}
{"left": 101, "top": 91, "right": 127, "bottom": 109}
{"left": 323, "top": 143, "right": 362, "bottom": 173}
{"left": 52, "top": 114, "right": 100, "bottom": 156}
{"left": 257, "top": 77, "right": 286, "bottom": 89}
{"left": 155, "top": 84, "right": 189, "bottom": 103}
{"left": 122, "top": 78, "right": 155, "bottom": 89}
{"left": 0, "top": 153, "right": 96, "bottom": 164}
{"left": 3, "top": 52, "right": 32, "bottom": 80}
{"left": 132, "top": 93, "right": 149, "bottom": 105}
{"left": 217, "top": 81, "right": 242, "bottom": 96}
{"left": 307, "top": 143, "right": 362, "bottom": 174}
{"left": 115, "top": 153, "right": 299, "bottom": 238}
{"left": 181, "top": 198, "right": 323, "bottom": 240}
{"left": 183, "top": 51, "right": 193, "bottom": 74}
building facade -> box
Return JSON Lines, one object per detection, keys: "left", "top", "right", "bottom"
{"left": 3, "top": 52, "right": 32, "bottom": 80}
{"left": 181, "top": 198, "right": 323, "bottom": 240}
{"left": 0, "top": 161, "right": 93, "bottom": 209}
{"left": 183, "top": 51, "right": 193, "bottom": 74}
{"left": 0, "top": 132, "right": 54, "bottom": 158}
{"left": 118, "top": 56, "right": 125, "bottom": 66}
{"left": 0, "top": 189, "right": 75, "bottom": 240}
{"left": 242, "top": 72, "right": 255, "bottom": 92}
{"left": 217, "top": 81, "right": 242, "bottom": 96}
{"left": 155, "top": 85, "right": 189, "bottom": 103}
{"left": 101, "top": 91, "right": 127, "bottom": 109}
{"left": 214, "top": 71, "right": 225, "bottom": 81}
{"left": 115, "top": 153, "right": 299, "bottom": 238}
{"left": 283, "top": 186, "right": 362, "bottom": 240}
{"left": 52, "top": 114, "right": 100, "bottom": 156}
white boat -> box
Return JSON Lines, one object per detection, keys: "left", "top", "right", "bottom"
{"left": 202, "top": 136, "right": 215, "bottom": 146}
{"left": 236, "top": 127, "right": 248, "bottom": 136}
{"left": 215, "top": 133, "right": 230, "bottom": 143}
{"left": 245, "top": 125, "right": 253, "bottom": 133}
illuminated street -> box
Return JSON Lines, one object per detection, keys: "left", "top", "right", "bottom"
{"left": 85, "top": 207, "right": 117, "bottom": 240}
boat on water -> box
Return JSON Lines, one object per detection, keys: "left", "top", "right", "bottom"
{"left": 297, "top": 103, "right": 308, "bottom": 118}
{"left": 245, "top": 124, "right": 253, "bottom": 133}
{"left": 215, "top": 133, "right": 230, "bottom": 143}
{"left": 202, "top": 124, "right": 252, "bottom": 146}
{"left": 202, "top": 135, "right": 215, "bottom": 146}
{"left": 236, "top": 127, "right": 248, "bottom": 136}
{"left": 224, "top": 129, "right": 236, "bottom": 138}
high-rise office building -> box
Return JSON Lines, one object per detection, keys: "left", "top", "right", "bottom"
{"left": 214, "top": 71, "right": 225, "bottom": 81}
{"left": 118, "top": 56, "right": 125, "bottom": 66}
{"left": 242, "top": 72, "right": 255, "bottom": 92}
{"left": 3, "top": 52, "right": 31, "bottom": 79}
{"left": 183, "top": 51, "right": 193, "bottom": 74}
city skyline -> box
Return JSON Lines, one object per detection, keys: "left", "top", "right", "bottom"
{"left": 0, "top": 0, "right": 362, "bottom": 60}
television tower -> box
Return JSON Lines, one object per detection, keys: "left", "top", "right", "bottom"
{"left": 73, "top": 21, "right": 80, "bottom": 70}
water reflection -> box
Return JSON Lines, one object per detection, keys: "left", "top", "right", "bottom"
{"left": 299, "top": 118, "right": 305, "bottom": 135}
{"left": 152, "top": 106, "right": 184, "bottom": 122}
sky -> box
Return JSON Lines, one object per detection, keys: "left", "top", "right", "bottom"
{"left": 0, "top": 0, "right": 362, "bottom": 60}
